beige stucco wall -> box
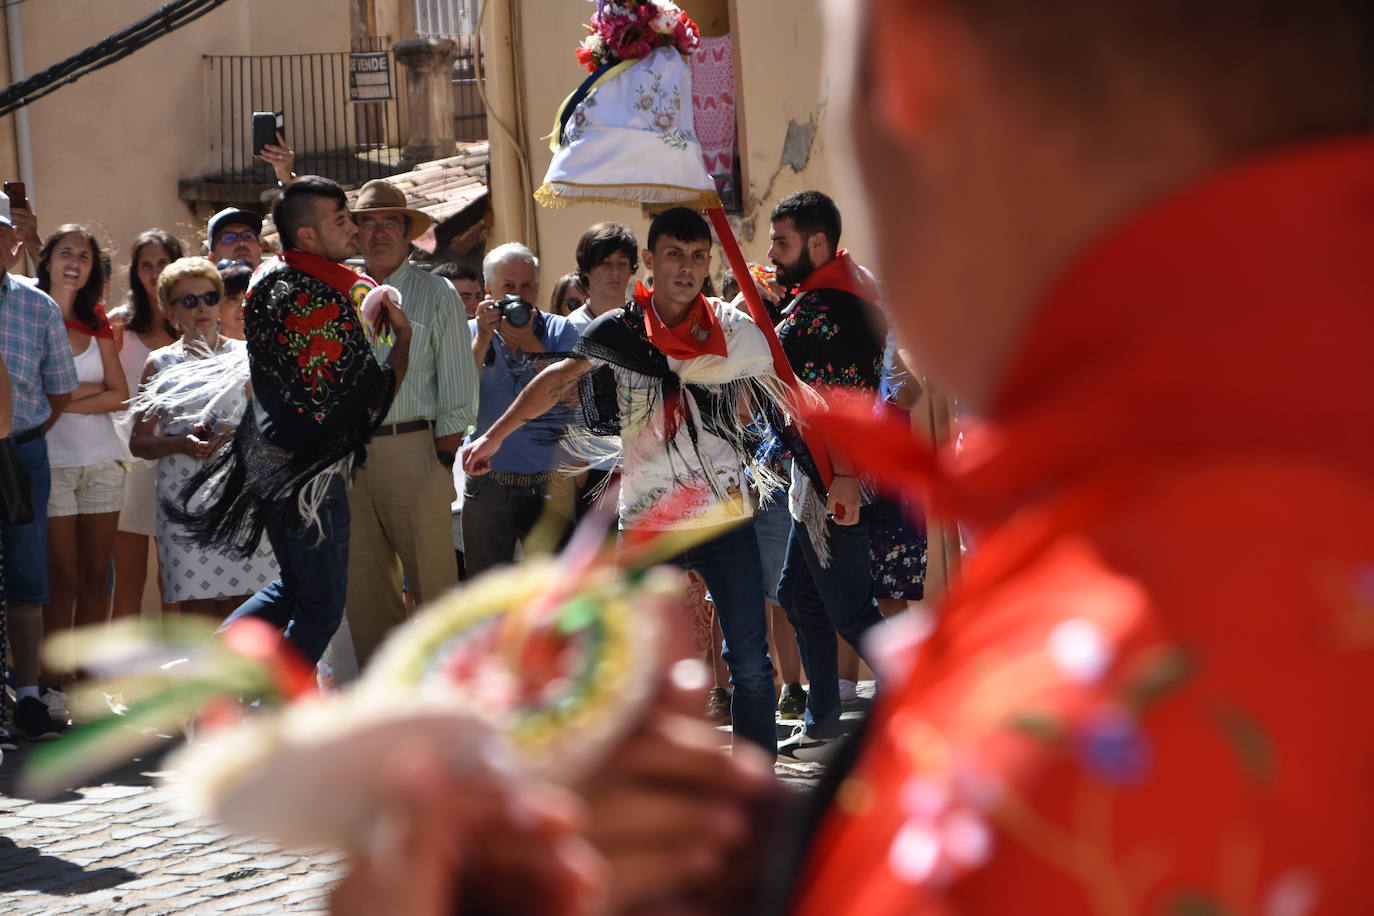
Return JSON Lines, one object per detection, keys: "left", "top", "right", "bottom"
{"left": 1, "top": 0, "right": 349, "bottom": 300}
{"left": 487, "top": 0, "right": 867, "bottom": 297}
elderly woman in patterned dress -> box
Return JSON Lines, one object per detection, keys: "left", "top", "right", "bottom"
{"left": 129, "top": 258, "right": 277, "bottom": 616}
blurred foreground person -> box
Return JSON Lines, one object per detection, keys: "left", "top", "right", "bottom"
{"left": 336, "top": 1, "right": 1374, "bottom": 913}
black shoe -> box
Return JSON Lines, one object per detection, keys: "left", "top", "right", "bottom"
{"left": 777, "top": 682, "right": 805, "bottom": 720}
{"left": 14, "top": 696, "right": 63, "bottom": 741}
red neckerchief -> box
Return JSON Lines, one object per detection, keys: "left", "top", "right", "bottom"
{"left": 794, "top": 250, "right": 879, "bottom": 301}
{"left": 634, "top": 281, "right": 727, "bottom": 360}
{"left": 282, "top": 250, "right": 376, "bottom": 300}
{"left": 64, "top": 303, "right": 114, "bottom": 340}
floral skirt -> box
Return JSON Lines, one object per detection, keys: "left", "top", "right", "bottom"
{"left": 866, "top": 494, "right": 927, "bottom": 601}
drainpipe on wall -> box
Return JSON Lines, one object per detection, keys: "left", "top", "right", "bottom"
{"left": 6, "top": 1, "right": 36, "bottom": 210}
{"left": 479, "top": 0, "right": 536, "bottom": 253}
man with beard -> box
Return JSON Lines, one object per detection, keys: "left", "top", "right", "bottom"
{"left": 333, "top": 2, "right": 1374, "bottom": 913}
{"left": 175, "top": 177, "right": 411, "bottom": 666}
{"left": 766, "top": 190, "right": 888, "bottom": 762}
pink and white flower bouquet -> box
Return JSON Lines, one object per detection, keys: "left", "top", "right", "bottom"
{"left": 577, "top": 0, "right": 701, "bottom": 72}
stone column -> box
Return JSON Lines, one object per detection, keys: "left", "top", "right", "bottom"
{"left": 394, "top": 37, "right": 457, "bottom": 163}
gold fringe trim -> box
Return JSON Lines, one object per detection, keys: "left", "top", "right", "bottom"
{"left": 535, "top": 180, "right": 721, "bottom": 211}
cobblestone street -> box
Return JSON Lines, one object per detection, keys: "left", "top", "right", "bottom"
{"left": 0, "top": 739, "right": 344, "bottom": 914}
{"left": 0, "top": 690, "right": 853, "bottom": 915}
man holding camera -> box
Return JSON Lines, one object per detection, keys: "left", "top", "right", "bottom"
{"left": 463, "top": 242, "right": 579, "bottom": 576}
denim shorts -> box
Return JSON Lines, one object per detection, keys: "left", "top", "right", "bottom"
{"left": 2, "top": 436, "right": 53, "bottom": 603}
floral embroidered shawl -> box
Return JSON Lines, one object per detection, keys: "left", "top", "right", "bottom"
{"left": 167, "top": 253, "right": 396, "bottom": 557}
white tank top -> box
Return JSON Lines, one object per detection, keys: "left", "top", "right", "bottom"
{"left": 113, "top": 331, "right": 154, "bottom": 461}
{"left": 46, "top": 335, "right": 127, "bottom": 469}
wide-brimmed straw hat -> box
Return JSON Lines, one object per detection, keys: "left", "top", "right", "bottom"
{"left": 353, "top": 180, "right": 432, "bottom": 241}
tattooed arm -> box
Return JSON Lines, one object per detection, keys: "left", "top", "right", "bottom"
{"left": 459, "top": 356, "right": 594, "bottom": 475}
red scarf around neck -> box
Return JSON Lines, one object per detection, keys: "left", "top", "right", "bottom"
{"left": 282, "top": 250, "right": 375, "bottom": 300}
{"left": 795, "top": 250, "right": 879, "bottom": 302}
{"left": 64, "top": 303, "right": 114, "bottom": 339}
{"left": 635, "top": 281, "right": 727, "bottom": 360}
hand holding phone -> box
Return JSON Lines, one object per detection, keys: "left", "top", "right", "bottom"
{"left": 3, "top": 181, "right": 27, "bottom": 211}
{"left": 252, "top": 111, "right": 285, "bottom": 157}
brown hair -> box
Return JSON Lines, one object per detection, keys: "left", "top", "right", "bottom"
{"left": 548, "top": 273, "right": 585, "bottom": 316}
{"left": 36, "top": 225, "right": 106, "bottom": 333}
{"left": 123, "top": 230, "right": 184, "bottom": 336}
{"left": 947, "top": 0, "right": 1373, "bottom": 154}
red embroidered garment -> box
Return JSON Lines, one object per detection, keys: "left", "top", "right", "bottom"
{"left": 794, "top": 139, "right": 1374, "bottom": 914}
{"left": 634, "top": 281, "right": 727, "bottom": 360}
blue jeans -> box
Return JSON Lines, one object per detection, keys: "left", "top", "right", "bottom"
{"left": 664, "top": 522, "right": 776, "bottom": 756}
{"left": 777, "top": 513, "right": 885, "bottom": 737}
{"left": 2, "top": 436, "right": 52, "bottom": 604}
{"left": 223, "top": 476, "right": 350, "bottom": 666}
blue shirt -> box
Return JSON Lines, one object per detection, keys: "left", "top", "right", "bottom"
{"left": 0, "top": 272, "right": 78, "bottom": 433}
{"left": 468, "top": 310, "right": 580, "bottom": 474}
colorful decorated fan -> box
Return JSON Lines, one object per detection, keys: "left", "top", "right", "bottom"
{"left": 25, "top": 496, "right": 741, "bottom": 849}
{"left": 166, "top": 558, "right": 677, "bottom": 848}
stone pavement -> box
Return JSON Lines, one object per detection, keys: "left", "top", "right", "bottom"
{"left": 0, "top": 684, "right": 868, "bottom": 914}
{"left": 0, "top": 738, "right": 343, "bottom": 914}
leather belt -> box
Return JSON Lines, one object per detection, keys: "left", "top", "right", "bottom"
{"left": 485, "top": 470, "right": 557, "bottom": 488}
{"left": 14, "top": 426, "right": 44, "bottom": 445}
{"left": 373, "top": 419, "right": 434, "bottom": 438}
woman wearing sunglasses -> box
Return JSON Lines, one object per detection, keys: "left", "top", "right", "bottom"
{"left": 129, "top": 258, "right": 276, "bottom": 616}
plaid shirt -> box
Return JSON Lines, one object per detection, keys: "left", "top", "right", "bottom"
{"left": 0, "top": 272, "right": 78, "bottom": 433}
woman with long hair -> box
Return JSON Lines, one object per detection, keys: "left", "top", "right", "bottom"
{"left": 37, "top": 225, "right": 128, "bottom": 721}
{"left": 129, "top": 258, "right": 276, "bottom": 616}
{"left": 109, "top": 230, "right": 183, "bottom": 621}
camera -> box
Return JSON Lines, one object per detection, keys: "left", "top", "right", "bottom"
{"left": 497, "top": 294, "right": 534, "bottom": 328}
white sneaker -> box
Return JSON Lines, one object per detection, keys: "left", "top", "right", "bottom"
{"left": 777, "top": 725, "right": 842, "bottom": 764}
{"left": 43, "top": 689, "right": 71, "bottom": 724}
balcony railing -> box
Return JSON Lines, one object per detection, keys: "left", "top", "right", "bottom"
{"left": 203, "top": 51, "right": 412, "bottom": 187}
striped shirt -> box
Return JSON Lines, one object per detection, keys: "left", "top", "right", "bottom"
{"left": 0, "top": 272, "right": 78, "bottom": 433}
{"left": 372, "top": 261, "right": 478, "bottom": 438}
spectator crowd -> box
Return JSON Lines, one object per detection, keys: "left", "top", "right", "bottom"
{"left": 0, "top": 168, "right": 928, "bottom": 760}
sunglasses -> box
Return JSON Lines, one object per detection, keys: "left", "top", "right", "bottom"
{"left": 215, "top": 258, "right": 251, "bottom": 270}
{"left": 218, "top": 230, "right": 258, "bottom": 245}
{"left": 562, "top": 298, "right": 586, "bottom": 312}
{"left": 173, "top": 291, "right": 222, "bottom": 309}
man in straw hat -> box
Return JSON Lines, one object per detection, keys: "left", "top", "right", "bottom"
{"left": 343, "top": 179, "right": 478, "bottom": 669}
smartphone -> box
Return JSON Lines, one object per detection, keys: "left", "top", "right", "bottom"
{"left": 4, "top": 181, "right": 27, "bottom": 210}
{"left": 252, "top": 111, "right": 284, "bottom": 156}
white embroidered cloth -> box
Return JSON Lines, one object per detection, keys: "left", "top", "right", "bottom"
{"left": 537, "top": 46, "right": 720, "bottom": 209}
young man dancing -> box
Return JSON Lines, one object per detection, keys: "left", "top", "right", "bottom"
{"left": 462, "top": 207, "right": 802, "bottom": 755}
